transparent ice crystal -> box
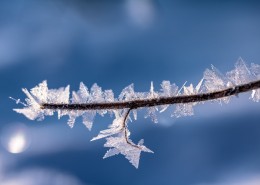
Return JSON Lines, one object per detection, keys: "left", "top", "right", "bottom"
{"left": 226, "top": 58, "right": 252, "bottom": 85}
{"left": 173, "top": 79, "right": 203, "bottom": 118}
{"left": 103, "top": 133, "right": 153, "bottom": 168}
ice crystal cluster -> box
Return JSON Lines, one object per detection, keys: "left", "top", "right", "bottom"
{"left": 13, "top": 58, "right": 260, "bottom": 168}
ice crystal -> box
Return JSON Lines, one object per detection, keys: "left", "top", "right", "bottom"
{"left": 68, "top": 82, "right": 94, "bottom": 129}
{"left": 251, "top": 63, "right": 260, "bottom": 80}
{"left": 173, "top": 79, "right": 203, "bottom": 118}
{"left": 12, "top": 58, "right": 260, "bottom": 168}
{"left": 203, "top": 65, "right": 233, "bottom": 104}
{"left": 103, "top": 133, "right": 153, "bottom": 168}
{"left": 226, "top": 58, "right": 252, "bottom": 85}
{"left": 144, "top": 82, "right": 159, "bottom": 123}
{"left": 250, "top": 63, "right": 260, "bottom": 102}
{"left": 251, "top": 89, "right": 260, "bottom": 102}
{"left": 119, "top": 84, "right": 136, "bottom": 101}
{"left": 13, "top": 81, "right": 58, "bottom": 121}
{"left": 204, "top": 65, "right": 229, "bottom": 92}
{"left": 91, "top": 111, "right": 124, "bottom": 141}
{"left": 160, "top": 81, "right": 178, "bottom": 113}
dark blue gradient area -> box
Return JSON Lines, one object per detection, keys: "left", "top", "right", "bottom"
{"left": 0, "top": 0, "right": 260, "bottom": 185}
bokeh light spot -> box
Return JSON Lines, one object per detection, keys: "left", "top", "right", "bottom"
{"left": 7, "top": 133, "right": 27, "bottom": 154}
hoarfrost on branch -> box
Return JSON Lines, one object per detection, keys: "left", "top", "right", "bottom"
{"left": 12, "top": 58, "right": 260, "bottom": 168}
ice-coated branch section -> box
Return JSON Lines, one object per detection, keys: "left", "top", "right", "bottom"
{"left": 12, "top": 58, "right": 260, "bottom": 168}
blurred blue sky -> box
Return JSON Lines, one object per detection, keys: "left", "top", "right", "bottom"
{"left": 0, "top": 0, "right": 260, "bottom": 184}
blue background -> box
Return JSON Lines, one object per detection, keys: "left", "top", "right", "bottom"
{"left": 0, "top": 0, "right": 260, "bottom": 184}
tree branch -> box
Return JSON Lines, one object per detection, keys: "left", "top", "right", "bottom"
{"left": 41, "top": 79, "right": 260, "bottom": 111}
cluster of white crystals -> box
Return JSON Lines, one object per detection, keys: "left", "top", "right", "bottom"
{"left": 13, "top": 58, "right": 260, "bottom": 168}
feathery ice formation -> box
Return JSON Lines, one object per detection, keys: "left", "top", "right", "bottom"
{"left": 12, "top": 58, "right": 260, "bottom": 168}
